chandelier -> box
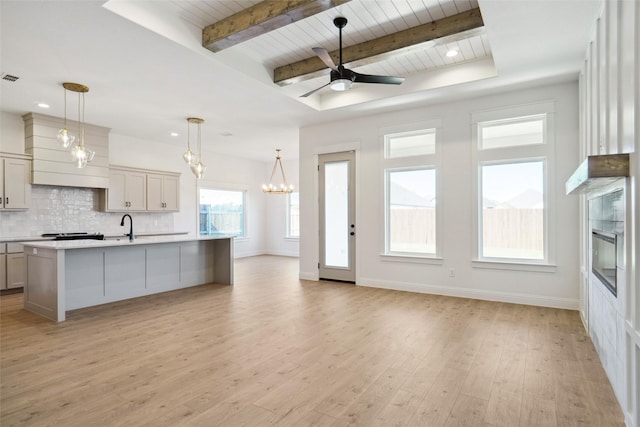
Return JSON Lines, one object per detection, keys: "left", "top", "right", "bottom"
{"left": 57, "top": 82, "right": 95, "bottom": 168}
{"left": 262, "top": 149, "right": 293, "bottom": 194}
{"left": 184, "top": 117, "right": 206, "bottom": 179}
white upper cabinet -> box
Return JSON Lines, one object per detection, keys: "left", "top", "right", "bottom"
{"left": 0, "top": 154, "right": 31, "bottom": 210}
{"left": 104, "top": 168, "right": 147, "bottom": 211}
{"left": 147, "top": 173, "right": 179, "bottom": 212}
{"left": 101, "top": 166, "right": 179, "bottom": 212}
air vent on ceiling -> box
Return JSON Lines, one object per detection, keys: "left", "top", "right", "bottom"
{"left": 1, "top": 73, "right": 20, "bottom": 82}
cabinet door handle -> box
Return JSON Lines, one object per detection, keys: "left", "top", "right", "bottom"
{"left": 5, "top": 197, "right": 8, "bottom": 205}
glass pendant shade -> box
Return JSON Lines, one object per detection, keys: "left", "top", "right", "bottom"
{"left": 58, "top": 82, "right": 94, "bottom": 168}
{"left": 56, "top": 128, "right": 75, "bottom": 148}
{"left": 71, "top": 144, "right": 95, "bottom": 168}
{"left": 262, "top": 149, "right": 293, "bottom": 194}
{"left": 182, "top": 148, "right": 196, "bottom": 165}
{"left": 191, "top": 161, "right": 206, "bottom": 179}
{"left": 184, "top": 117, "right": 205, "bottom": 179}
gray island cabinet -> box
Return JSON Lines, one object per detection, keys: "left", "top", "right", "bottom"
{"left": 23, "top": 236, "right": 233, "bottom": 321}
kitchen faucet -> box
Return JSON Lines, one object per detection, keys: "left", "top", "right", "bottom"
{"left": 120, "top": 214, "right": 134, "bottom": 241}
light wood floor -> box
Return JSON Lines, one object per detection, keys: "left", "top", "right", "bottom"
{"left": 1, "top": 255, "right": 624, "bottom": 426}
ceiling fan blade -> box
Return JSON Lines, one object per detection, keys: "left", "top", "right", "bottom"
{"left": 353, "top": 72, "right": 404, "bottom": 85}
{"left": 312, "top": 47, "right": 338, "bottom": 71}
{"left": 300, "top": 81, "right": 332, "bottom": 98}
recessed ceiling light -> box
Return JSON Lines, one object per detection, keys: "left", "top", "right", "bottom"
{"left": 445, "top": 49, "right": 459, "bottom": 58}
{"left": 36, "top": 102, "right": 50, "bottom": 108}
{"left": 170, "top": 132, "right": 179, "bottom": 137}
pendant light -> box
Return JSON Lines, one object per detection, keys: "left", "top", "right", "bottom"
{"left": 56, "top": 83, "right": 75, "bottom": 148}
{"left": 262, "top": 149, "right": 294, "bottom": 194}
{"left": 183, "top": 117, "right": 197, "bottom": 165}
{"left": 58, "top": 82, "right": 95, "bottom": 168}
{"left": 186, "top": 117, "right": 206, "bottom": 179}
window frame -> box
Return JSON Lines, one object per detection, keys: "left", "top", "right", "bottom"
{"left": 477, "top": 113, "right": 547, "bottom": 150}
{"left": 471, "top": 102, "right": 556, "bottom": 270}
{"left": 380, "top": 120, "right": 443, "bottom": 262}
{"left": 197, "top": 185, "right": 248, "bottom": 239}
{"left": 286, "top": 191, "right": 300, "bottom": 239}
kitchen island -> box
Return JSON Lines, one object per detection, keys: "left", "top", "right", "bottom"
{"left": 23, "top": 235, "right": 234, "bottom": 321}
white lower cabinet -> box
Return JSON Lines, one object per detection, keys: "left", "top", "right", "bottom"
{"left": 0, "top": 244, "right": 24, "bottom": 289}
{"left": 0, "top": 254, "right": 6, "bottom": 289}
{"left": 63, "top": 241, "right": 223, "bottom": 311}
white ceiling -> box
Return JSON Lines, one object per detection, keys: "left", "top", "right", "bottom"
{"left": 0, "top": 0, "right": 601, "bottom": 162}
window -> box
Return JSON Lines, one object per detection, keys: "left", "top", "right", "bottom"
{"left": 385, "top": 129, "right": 436, "bottom": 158}
{"left": 472, "top": 102, "right": 555, "bottom": 265}
{"left": 287, "top": 192, "right": 299, "bottom": 238}
{"left": 199, "top": 188, "right": 245, "bottom": 237}
{"left": 386, "top": 168, "right": 436, "bottom": 254}
{"left": 478, "top": 114, "right": 546, "bottom": 150}
{"left": 480, "top": 160, "right": 544, "bottom": 260}
{"left": 381, "top": 121, "right": 441, "bottom": 258}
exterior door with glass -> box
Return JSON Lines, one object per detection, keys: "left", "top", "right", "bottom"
{"left": 319, "top": 151, "right": 356, "bottom": 282}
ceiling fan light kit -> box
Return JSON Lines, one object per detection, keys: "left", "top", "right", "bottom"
{"left": 330, "top": 78, "right": 352, "bottom": 91}
{"left": 301, "top": 17, "right": 404, "bottom": 97}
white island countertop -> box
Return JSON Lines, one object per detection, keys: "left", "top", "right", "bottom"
{"left": 23, "top": 234, "right": 235, "bottom": 250}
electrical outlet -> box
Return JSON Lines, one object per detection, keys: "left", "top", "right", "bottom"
{"left": 449, "top": 268, "right": 455, "bottom": 278}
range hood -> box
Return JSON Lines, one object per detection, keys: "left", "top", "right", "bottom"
{"left": 565, "top": 153, "right": 630, "bottom": 195}
{"left": 23, "top": 113, "right": 110, "bottom": 189}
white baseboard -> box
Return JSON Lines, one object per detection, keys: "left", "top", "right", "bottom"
{"left": 234, "top": 250, "right": 267, "bottom": 259}
{"left": 299, "top": 272, "right": 319, "bottom": 281}
{"left": 357, "top": 277, "right": 579, "bottom": 310}
{"left": 264, "top": 250, "right": 299, "bottom": 258}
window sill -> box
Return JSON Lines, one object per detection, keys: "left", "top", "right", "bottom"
{"left": 284, "top": 237, "right": 300, "bottom": 242}
{"left": 472, "top": 259, "right": 557, "bottom": 273}
{"left": 381, "top": 254, "right": 443, "bottom": 265}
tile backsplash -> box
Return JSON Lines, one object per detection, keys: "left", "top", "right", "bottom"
{"left": 0, "top": 185, "right": 174, "bottom": 238}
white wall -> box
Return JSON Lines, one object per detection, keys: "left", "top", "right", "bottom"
{"left": 578, "top": 1, "right": 640, "bottom": 425}
{"left": 0, "top": 111, "right": 25, "bottom": 154}
{"left": 264, "top": 157, "right": 299, "bottom": 257}
{"left": 299, "top": 81, "right": 580, "bottom": 309}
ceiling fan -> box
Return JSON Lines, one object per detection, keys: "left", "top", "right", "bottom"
{"left": 300, "top": 17, "right": 405, "bottom": 97}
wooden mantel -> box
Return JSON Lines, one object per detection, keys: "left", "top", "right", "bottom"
{"left": 565, "top": 153, "right": 630, "bottom": 195}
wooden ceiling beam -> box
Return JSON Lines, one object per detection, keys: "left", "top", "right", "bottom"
{"left": 203, "top": 0, "right": 351, "bottom": 52}
{"left": 273, "top": 7, "right": 484, "bottom": 86}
